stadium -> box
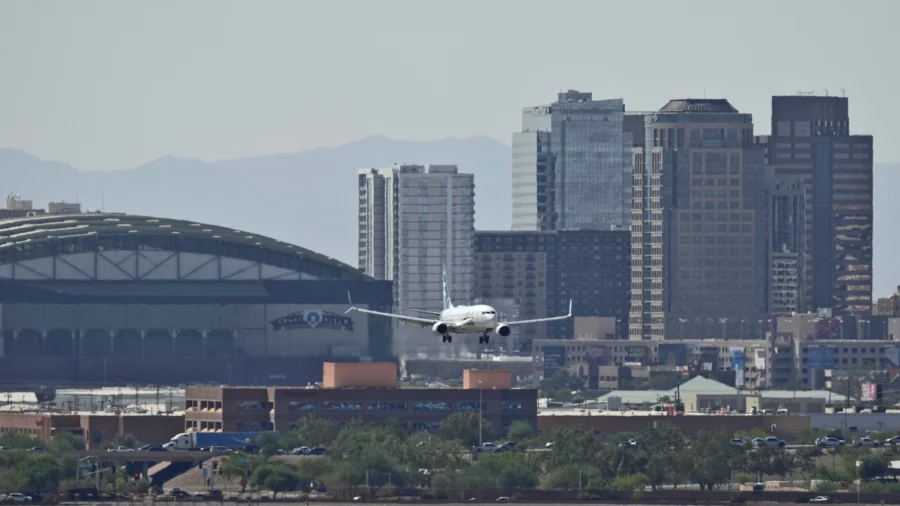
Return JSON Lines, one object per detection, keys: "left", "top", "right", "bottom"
{"left": 0, "top": 212, "right": 393, "bottom": 387}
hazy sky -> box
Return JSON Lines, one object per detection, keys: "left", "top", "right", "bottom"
{"left": 1, "top": 0, "right": 897, "bottom": 170}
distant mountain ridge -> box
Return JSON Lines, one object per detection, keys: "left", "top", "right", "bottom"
{"left": 0, "top": 135, "right": 512, "bottom": 267}
{"left": 1, "top": 140, "right": 897, "bottom": 298}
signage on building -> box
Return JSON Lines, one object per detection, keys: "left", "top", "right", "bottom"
{"left": 270, "top": 310, "right": 355, "bottom": 332}
{"left": 861, "top": 383, "right": 877, "bottom": 402}
{"left": 626, "top": 346, "right": 646, "bottom": 362}
{"left": 542, "top": 346, "right": 566, "bottom": 379}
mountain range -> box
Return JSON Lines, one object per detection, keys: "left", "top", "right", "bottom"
{"left": 0, "top": 138, "right": 897, "bottom": 297}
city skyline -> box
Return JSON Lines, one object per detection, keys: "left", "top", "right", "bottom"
{"left": 1, "top": 0, "right": 898, "bottom": 170}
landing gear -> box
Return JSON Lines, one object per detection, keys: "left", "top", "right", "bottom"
{"left": 441, "top": 334, "right": 453, "bottom": 344}
{"left": 478, "top": 334, "right": 491, "bottom": 345}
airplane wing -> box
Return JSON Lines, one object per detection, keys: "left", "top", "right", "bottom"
{"left": 502, "top": 299, "right": 573, "bottom": 326}
{"left": 407, "top": 308, "right": 443, "bottom": 317}
{"left": 345, "top": 292, "right": 437, "bottom": 327}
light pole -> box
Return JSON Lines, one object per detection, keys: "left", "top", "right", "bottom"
{"left": 478, "top": 380, "right": 483, "bottom": 447}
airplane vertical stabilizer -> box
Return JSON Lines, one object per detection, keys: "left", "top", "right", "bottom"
{"left": 442, "top": 268, "right": 454, "bottom": 310}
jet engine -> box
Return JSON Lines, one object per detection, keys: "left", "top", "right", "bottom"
{"left": 432, "top": 322, "right": 449, "bottom": 335}
{"left": 495, "top": 324, "right": 511, "bottom": 337}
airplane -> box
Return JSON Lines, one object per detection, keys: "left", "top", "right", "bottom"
{"left": 346, "top": 269, "right": 573, "bottom": 345}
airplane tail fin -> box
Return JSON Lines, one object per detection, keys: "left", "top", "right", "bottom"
{"left": 442, "top": 268, "right": 453, "bottom": 310}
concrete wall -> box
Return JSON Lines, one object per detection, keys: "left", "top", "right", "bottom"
{"left": 810, "top": 413, "right": 900, "bottom": 434}
{"left": 322, "top": 362, "right": 397, "bottom": 388}
{"left": 463, "top": 369, "right": 512, "bottom": 390}
{"left": 537, "top": 414, "right": 811, "bottom": 439}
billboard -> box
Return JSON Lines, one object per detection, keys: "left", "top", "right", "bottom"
{"left": 658, "top": 343, "right": 694, "bottom": 366}
{"left": 861, "top": 382, "right": 877, "bottom": 402}
{"left": 585, "top": 347, "right": 609, "bottom": 366}
{"left": 626, "top": 346, "right": 647, "bottom": 363}
{"left": 730, "top": 347, "right": 746, "bottom": 388}
{"left": 542, "top": 346, "right": 567, "bottom": 379}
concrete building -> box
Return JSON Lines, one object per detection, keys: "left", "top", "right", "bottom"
{"left": 511, "top": 91, "right": 632, "bottom": 231}
{"left": 358, "top": 165, "right": 475, "bottom": 355}
{"left": 875, "top": 287, "right": 900, "bottom": 316}
{"left": 474, "top": 229, "right": 629, "bottom": 350}
{"left": 630, "top": 99, "right": 767, "bottom": 340}
{"left": 185, "top": 365, "right": 536, "bottom": 434}
{"left": 0, "top": 212, "right": 393, "bottom": 386}
{"left": 764, "top": 95, "right": 874, "bottom": 316}
{"left": 533, "top": 338, "right": 767, "bottom": 388}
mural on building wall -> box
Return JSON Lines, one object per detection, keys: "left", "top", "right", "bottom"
{"left": 730, "top": 347, "right": 745, "bottom": 388}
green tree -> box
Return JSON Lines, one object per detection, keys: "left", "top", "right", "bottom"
{"left": 284, "top": 416, "right": 341, "bottom": 448}
{"left": 637, "top": 422, "right": 686, "bottom": 489}
{"left": 541, "top": 427, "right": 598, "bottom": 471}
{"left": 50, "top": 432, "right": 86, "bottom": 451}
{"left": 463, "top": 452, "right": 537, "bottom": 489}
{"left": 0, "top": 432, "right": 35, "bottom": 450}
{"left": 402, "top": 432, "right": 467, "bottom": 483}
{"left": 437, "top": 412, "right": 492, "bottom": 448}
{"left": 249, "top": 462, "right": 300, "bottom": 497}
{"left": 334, "top": 419, "right": 406, "bottom": 457}
{"left": 506, "top": 420, "right": 533, "bottom": 442}
{"left": 330, "top": 449, "right": 407, "bottom": 494}
{"left": 687, "top": 429, "right": 743, "bottom": 490}
{"left": 611, "top": 472, "right": 650, "bottom": 492}
{"left": 255, "top": 432, "right": 280, "bottom": 456}
{"left": 219, "top": 453, "right": 264, "bottom": 492}
{"left": 16, "top": 454, "right": 61, "bottom": 493}
{"left": 855, "top": 455, "right": 888, "bottom": 481}
{"left": 540, "top": 464, "right": 606, "bottom": 490}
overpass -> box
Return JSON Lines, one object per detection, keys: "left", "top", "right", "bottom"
{"left": 25, "top": 449, "right": 229, "bottom": 463}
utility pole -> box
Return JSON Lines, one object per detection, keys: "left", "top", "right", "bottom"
{"left": 478, "top": 380, "right": 484, "bottom": 447}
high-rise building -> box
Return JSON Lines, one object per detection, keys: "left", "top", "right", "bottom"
{"left": 630, "top": 99, "right": 768, "bottom": 340}
{"left": 358, "top": 164, "right": 476, "bottom": 314}
{"left": 512, "top": 91, "right": 632, "bottom": 232}
{"left": 475, "top": 229, "right": 629, "bottom": 350}
{"left": 763, "top": 95, "right": 873, "bottom": 316}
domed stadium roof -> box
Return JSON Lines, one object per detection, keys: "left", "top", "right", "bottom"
{"left": 658, "top": 99, "right": 738, "bottom": 114}
{"left": 0, "top": 213, "right": 364, "bottom": 281}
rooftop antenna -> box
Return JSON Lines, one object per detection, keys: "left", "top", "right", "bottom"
{"left": 825, "top": 89, "right": 829, "bottom": 96}
{"left": 101, "top": 193, "right": 104, "bottom": 213}
{"left": 840, "top": 89, "right": 845, "bottom": 97}
{"left": 703, "top": 87, "right": 707, "bottom": 99}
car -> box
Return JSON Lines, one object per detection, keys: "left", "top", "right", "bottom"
{"left": 856, "top": 437, "right": 880, "bottom": 447}
{"left": 618, "top": 439, "right": 639, "bottom": 448}
{"left": 107, "top": 446, "right": 134, "bottom": 452}
{"left": 816, "top": 437, "right": 843, "bottom": 448}
{"left": 292, "top": 447, "right": 311, "bottom": 455}
{"left": 754, "top": 437, "right": 785, "bottom": 448}
{"left": 474, "top": 443, "right": 500, "bottom": 453}
{"left": 138, "top": 444, "right": 166, "bottom": 452}
{"left": 730, "top": 437, "right": 746, "bottom": 446}
{"left": 815, "top": 436, "right": 846, "bottom": 448}
{"left": 26, "top": 447, "right": 47, "bottom": 453}
{"left": 308, "top": 447, "right": 327, "bottom": 455}
{"left": 809, "top": 496, "right": 831, "bottom": 503}
{"left": 884, "top": 435, "right": 900, "bottom": 446}
{"left": 208, "top": 445, "right": 228, "bottom": 453}
{"left": 4, "top": 493, "right": 32, "bottom": 502}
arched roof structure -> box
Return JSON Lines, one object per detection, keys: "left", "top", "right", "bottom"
{"left": 0, "top": 213, "right": 365, "bottom": 281}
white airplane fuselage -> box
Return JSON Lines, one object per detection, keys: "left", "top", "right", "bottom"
{"left": 437, "top": 304, "right": 498, "bottom": 334}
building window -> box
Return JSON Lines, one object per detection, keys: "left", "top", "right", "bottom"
{"left": 369, "top": 401, "right": 408, "bottom": 411}
{"left": 413, "top": 402, "right": 451, "bottom": 411}
{"left": 289, "top": 402, "right": 317, "bottom": 413}
{"left": 324, "top": 401, "right": 362, "bottom": 412}
{"left": 501, "top": 401, "right": 524, "bottom": 412}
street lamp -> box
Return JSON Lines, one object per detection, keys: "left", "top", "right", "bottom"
{"left": 478, "top": 380, "right": 483, "bottom": 447}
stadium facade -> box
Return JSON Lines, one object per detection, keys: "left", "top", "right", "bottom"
{"left": 0, "top": 213, "right": 393, "bottom": 386}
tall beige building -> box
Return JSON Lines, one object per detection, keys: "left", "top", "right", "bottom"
{"left": 630, "top": 99, "right": 768, "bottom": 340}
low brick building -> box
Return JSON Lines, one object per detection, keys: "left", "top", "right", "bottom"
{"left": 0, "top": 412, "right": 184, "bottom": 449}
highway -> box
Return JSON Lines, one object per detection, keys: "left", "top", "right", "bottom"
{"left": 11, "top": 450, "right": 227, "bottom": 462}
